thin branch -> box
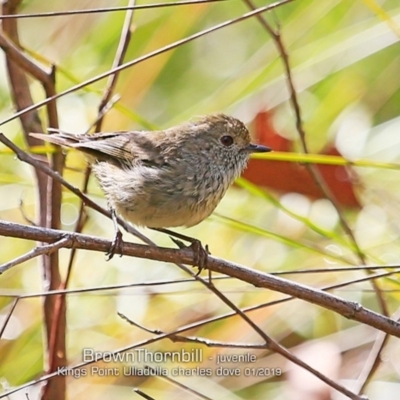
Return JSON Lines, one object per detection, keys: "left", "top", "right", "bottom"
{"left": 0, "top": 237, "right": 71, "bottom": 274}
{"left": 241, "top": 0, "right": 368, "bottom": 270}
{"left": 0, "top": 0, "right": 295, "bottom": 128}
{"left": 133, "top": 389, "right": 157, "bottom": 400}
{"left": 1, "top": 220, "right": 400, "bottom": 338}
{"left": 95, "top": 0, "right": 135, "bottom": 132}
{"left": 242, "top": 3, "right": 390, "bottom": 386}
{"left": 118, "top": 313, "right": 268, "bottom": 348}
{"left": 117, "top": 312, "right": 164, "bottom": 335}
{"left": 0, "top": 298, "right": 19, "bottom": 339}
{"left": 1, "top": 1, "right": 64, "bottom": 398}
{"left": 355, "top": 309, "right": 400, "bottom": 394}
{"left": 0, "top": 0, "right": 228, "bottom": 19}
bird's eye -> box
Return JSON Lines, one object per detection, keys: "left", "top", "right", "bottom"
{"left": 220, "top": 135, "right": 234, "bottom": 146}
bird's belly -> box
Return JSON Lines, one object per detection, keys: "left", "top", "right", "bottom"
{"left": 94, "top": 161, "right": 229, "bottom": 229}
{"left": 116, "top": 198, "right": 215, "bottom": 228}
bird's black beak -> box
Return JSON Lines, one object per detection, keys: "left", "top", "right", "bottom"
{"left": 246, "top": 143, "right": 272, "bottom": 153}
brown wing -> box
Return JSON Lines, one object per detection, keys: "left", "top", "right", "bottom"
{"left": 30, "top": 130, "right": 168, "bottom": 167}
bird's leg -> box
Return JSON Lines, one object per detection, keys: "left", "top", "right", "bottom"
{"left": 152, "top": 228, "right": 210, "bottom": 274}
{"left": 106, "top": 208, "right": 124, "bottom": 260}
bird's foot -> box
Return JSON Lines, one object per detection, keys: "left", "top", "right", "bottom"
{"left": 171, "top": 237, "right": 210, "bottom": 275}
{"left": 106, "top": 229, "right": 124, "bottom": 260}
{"left": 152, "top": 228, "right": 210, "bottom": 274}
{"left": 107, "top": 208, "right": 124, "bottom": 260}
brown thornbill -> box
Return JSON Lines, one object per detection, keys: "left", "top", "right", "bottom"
{"left": 31, "top": 114, "right": 271, "bottom": 265}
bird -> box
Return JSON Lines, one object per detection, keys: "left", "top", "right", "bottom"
{"left": 31, "top": 113, "right": 271, "bottom": 265}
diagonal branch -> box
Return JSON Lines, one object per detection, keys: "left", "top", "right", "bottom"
{"left": 1, "top": 220, "right": 400, "bottom": 339}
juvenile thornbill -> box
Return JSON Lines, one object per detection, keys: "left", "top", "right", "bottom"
{"left": 31, "top": 114, "right": 271, "bottom": 262}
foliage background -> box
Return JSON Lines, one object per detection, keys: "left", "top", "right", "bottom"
{"left": 1, "top": 0, "right": 400, "bottom": 399}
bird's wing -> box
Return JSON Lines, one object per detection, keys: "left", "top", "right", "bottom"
{"left": 31, "top": 130, "right": 169, "bottom": 167}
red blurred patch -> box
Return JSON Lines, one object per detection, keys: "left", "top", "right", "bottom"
{"left": 242, "top": 111, "right": 360, "bottom": 208}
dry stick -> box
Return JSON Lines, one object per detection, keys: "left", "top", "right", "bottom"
{"left": 173, "top": 337, "right": 269, "bottom": 348}
{"left": 0, "top": 0, "right": 228, "bottom": 19}
{"left": 0, "top": 0, "right": 295, "bottom": 128}
{"left": 356, "top": 309, "right": 400, "bottom": 394}
{"left": 2, "top": 264, "right": 398, "bottom": 315}
{"left": 0, "top": 237, "right": 71, "bottom": 274}
{"left": 241, "top": 0, "right": 369, "bottom": 277}
{"left": 1, "top": 221, "right": 400, "bottom": 338}
{"left": 95, "top": 4, "right": 135, "bottom": 132}
{"left": 356, "top": 331, "right": 389, "bottom": 393}
{"left": 118, "top": 311, "right": 268, "bottom": 348}
{"left": 0, "top": 298, "right": 19, "bottom": 339}
{"left": 242, "top": 0, "right": 390, "bottom": 391}
{"left": 133, "top": 389, "right": 157, "bottom": 400}
{"left": 51, "top": 1, "right": 138, "bottom": 379}
{"left": 4, "top": 265, "right": 400, "bottom": 300}
{"left": 1, "top": 1, "right": 65, "bottom": 399}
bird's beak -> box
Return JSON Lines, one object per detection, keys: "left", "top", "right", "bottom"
{"left": 246, "top": 143, "right": 272, "bottom": 153}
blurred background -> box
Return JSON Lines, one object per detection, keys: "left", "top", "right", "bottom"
{"left": 1, "top": 0, "right": 400, "bottom": 399}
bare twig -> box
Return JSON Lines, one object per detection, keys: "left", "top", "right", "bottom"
{"left": 0, "top": 0, "right": 228, "bottom": 19}
{"left": 0, "top": 0, "right": 294, "bottom": 128}
{"left": 0, "top": 298, "right": 19, "bottom": 339}
{"left": 118, "top": 312, "right": 163, "bottom": 335}
{"left": 1, "top": 0, "right": 65, "bottom": 398}
{"left": 133, "top": 388, "right": 157, "bottom": 400}
{"left": 95, "top": 0, "right": 135, "bottom": 132}
{"left": 1, "top": 220, "right": 400, "bottom": 339}
{"left": 355, "top": 309, "right": 400, "bottom": 394}
{"left": 0, "top": 237, "right": 71, "bottom": 274}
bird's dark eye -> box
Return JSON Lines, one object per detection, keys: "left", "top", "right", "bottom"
{"left": 220, "top": 135, "right": 234, "bottom": 146}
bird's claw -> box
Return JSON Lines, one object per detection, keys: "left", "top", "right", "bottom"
{"left": 171, "top": 236, "right": 210, "bottom": 275}
{"left": 106, "top": 229, "right": 124, "bottom": 260}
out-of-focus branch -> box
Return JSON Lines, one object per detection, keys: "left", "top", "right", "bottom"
{"left": 1, "top": 1, "right": 64, "bottom": 398}
{"left": 241, "top": 2, "right": 390, "bottom": 391}
{"left": 0, "top": 0, "right": 294, "bottom": 128}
